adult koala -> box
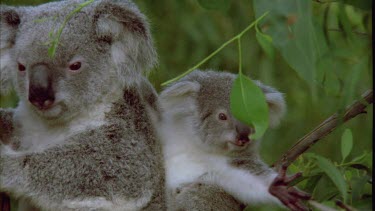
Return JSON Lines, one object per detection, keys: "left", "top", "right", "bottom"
{"left": 0, "top": 0, "right": 165, "bottom": 210}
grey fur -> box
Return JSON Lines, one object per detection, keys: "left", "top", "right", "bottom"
{"left": 159, "top": 70, "right": 286, "bottom": 210}
{"left": 0, "top": 1, "right": 165, "bottom": 210}
{"left": 170, "top": 183, "right": 245, "bottom": 211}
{"left": 0, "top": 108, "right": 14, "bottom": 145}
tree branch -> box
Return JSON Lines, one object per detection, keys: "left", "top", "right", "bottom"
{"left": 273, "top": 89, "right": 373, "bottom": 170}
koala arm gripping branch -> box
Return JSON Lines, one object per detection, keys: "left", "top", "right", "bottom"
{"left": 196, "top": 168, "right": 281, "bottom": 206}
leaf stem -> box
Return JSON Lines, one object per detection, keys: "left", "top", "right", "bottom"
{"left": 238, "top": 38, "right": 242, "bottom": 75}
{"left": 49, "top": 0, "right": 95, "bottom": 57}
{"left": 161, "top": 11, "right": 269, "bottom": 86}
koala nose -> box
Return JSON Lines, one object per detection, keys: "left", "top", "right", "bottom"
{"left": 29, "top": 86, "right": 55, "bottom": 110}
{"left": 235, "top": 120, "right": 251, "bottom": 143}
{"left": 28, "top": 64, "right": 55, "bottom": 110}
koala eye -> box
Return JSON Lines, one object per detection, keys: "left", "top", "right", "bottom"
{"left": 18, "top": 63, "right": 26, "bottom": 72}
{"left": 69, "top": 62, "right": 82, "bottom": 71}
{"left": 218, "top": 113, "right": 227, "bottom": 121}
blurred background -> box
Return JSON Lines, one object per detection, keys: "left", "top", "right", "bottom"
{"left": 0, "top": 0, "right": 372, "bottom": 210}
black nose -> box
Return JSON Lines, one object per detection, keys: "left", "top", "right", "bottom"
{"left": 237, "top": 134, "right": 250, "bottom": 142}
{"left": 28, "top": 64, "right": 55, "bottom": 110}
{"left": 235, "top": 120, "right": 251, "bottom": 143}
{"left": 29, "top": 86, "right": 55, "bottom": 110}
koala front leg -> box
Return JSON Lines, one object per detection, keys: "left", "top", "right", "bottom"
{"left": 171, "top": 183, "right": 244, "bottom": 211}
{"left": 196, "top": 169, "right": 281, "bottom": 206}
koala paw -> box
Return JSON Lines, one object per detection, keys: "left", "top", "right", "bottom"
{"left": 269, "top": 164, "right": 311, "bottom": 211}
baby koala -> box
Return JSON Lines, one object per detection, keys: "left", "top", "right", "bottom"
{"left": 159, "top": 70, "right": 310, "bottom": 210}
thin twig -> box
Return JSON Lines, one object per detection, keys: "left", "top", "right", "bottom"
{"left": 273, "top": 89, "right": 373, "bottom": 170}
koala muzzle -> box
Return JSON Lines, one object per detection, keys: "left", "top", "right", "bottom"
{"left": 28, "top": 64, "right": 55, "bottom": 110}
{"left": 235, "top": 121, "right": 251, "bottom": 144}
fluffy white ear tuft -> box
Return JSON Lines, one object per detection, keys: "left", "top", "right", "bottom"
{"left": 160, "top": 81, "right": 201, "bottom": 100}
{"left": 265, "top": 92, "right": 286, "bottom": 128}
{"left": 93, "top": 0, "right": 157, "bottom": 87}
{"left": 159, "top": 81, "right": 201, "bottom": 117}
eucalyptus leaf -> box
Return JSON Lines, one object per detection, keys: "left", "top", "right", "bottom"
{"left": 341, "top": 129, "right": 353, "bottom": 162}
{"left": 341, "top": 58, "right": 366, "bottom": 108}
{"left": 304, "top": 174, "right": 322, "bottom": 193}
{"left": 312, "top": 154, "right": 348, "bottom": 203}
{"left": 351, "top": 151, "right": 371, "bottom": 165}
{"left": 230, "top": 73, "right": 269, "bottom": 140}
{"left": 351, "top": 175, "right": 371, "bottom": 201}
{"left": 256, "top": 30, "right": 275, "bottom": 59}
{"left": 313, "top": 174, "right": 340, "bottom": 202}
{"left": 338, "top": 3, "right": 354, "bottom": 41}
{"left": 340, "top": 0, "right": 372, "bottom": 12}
{"left": 253, "top": 0, "right": 328, "bottom": 88}
{"left": 324, "top": 70, "right": 341, "bottom": 96}
{"left": 48, "top": 42, "right": 57, "bottom": 58}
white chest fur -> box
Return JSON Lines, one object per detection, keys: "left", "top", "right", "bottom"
{"left": 160, "top": 114, "right": 280, "bottom": 206}
{"left": 13, "top": 102, "right": 111, "bottom": 153}
{"left": 164, "top": 142, "right": 229, "bottom": 189}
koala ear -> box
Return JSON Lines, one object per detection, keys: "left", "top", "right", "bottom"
{"left": 93, "top": 0, "right": 157, "bottom": 83}
{"left": 160, "top": 81, "right": 201, "bottom": 118}
{"left": 265, "top": 92, "right": 286, "bottom": 128}
{"left": 255, "top": 81, "right": 286, "bottom": 128}
{"left": 160, "top": 81, "right": 201, "bottom": 100}
{"left": 0, "top": 6, "right": 21, "bottom": 95}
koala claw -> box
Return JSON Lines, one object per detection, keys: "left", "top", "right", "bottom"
{"left": 269, "top": 165, "right": 311, "bottom": 211}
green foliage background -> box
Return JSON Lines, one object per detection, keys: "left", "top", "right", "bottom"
{"left": 0, "top": 0, "right": 372, "bottom": 210}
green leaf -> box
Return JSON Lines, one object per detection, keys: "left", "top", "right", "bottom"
{"left": 351, "top": 175, "right": 371, "bottom": 201}
{"left": 340, "top": 0, "right": 372, "bottom": 11}
{"left": 352, "top": 196, "right": 373, "bottom": 210}
{"left": 324, "top": 69, "right": 341, "bottom": 96}
{"left": 256, "top": 30, "right": 275, "bottom": 59}
{"left": 351, "top": 151, "right": 372, "bottom": 165}
{"left": 312, "top": 154, "right": 348, "bottom": 203}
{"left": 340, "top": 58, "right": 366, "bottom": 108}
{"left": 197, "top": 0, "right": 231, "bottom": 11}
{"left": 48, "top": 41, "right": 57, "bottom": 58}
{"left": 338, "top": 3, "right": 355, "bottom": 42}
{"left": 253, "top": 0, "right": 328, "bottom": 88}
{"left": 314, "top": 176, "right": 342, "bottom": 202}
{"left": 341, "top": 129, "right": 353, "bottom": 163}
{"left": 304, "top": 174, "right": 323, "bottom": 193}
{"left": 230, "top": 73, "right": 269, "bottom": 140}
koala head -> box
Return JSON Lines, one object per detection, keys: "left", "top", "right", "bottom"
{"left": 160, "top": 70, "right": 286, "bottom": 155}
{"left": 0, "top": 0, "right": 156, "bottom": 124}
